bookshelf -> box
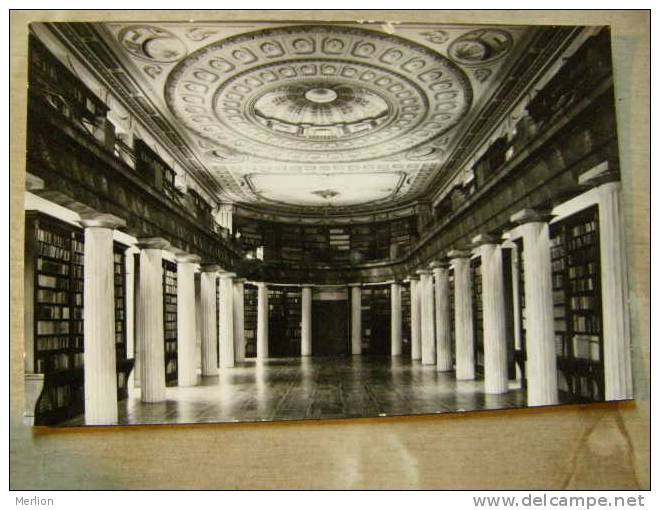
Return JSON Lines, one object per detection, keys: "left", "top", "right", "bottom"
{"left": 400, "top": 283, "right": 411, "bottom": 356}
{"left": 328, "top": 227, "right": 351, "bottom": 264}
{"left": 162, "top": 259, "right": 178, "bottom": 386}
{"left": 235, "top": 217, "right": 416, "bottom": 265}
{"left": 113, "top": 242, "right": 133, "bottom": 401}
{"left": 390, "top": 218, "right": 415, "bottom": 259}
{"left": 514, "top": 239, "right": 527, "bottom": 388}
{"left": 284, "top": 288, "right": 302, "bottom": 356}
{"left": 360, "top": 286, "right": 392, "bottom": 355}
{"left": 244, "top": 284, "right": 258, "bottom": 358}
{"left": 268, "top": 288, "right": 287, "bottom": 356}
{"left": 360, "top": 287, "right": 373, "bottom": 353}
{"left": 373, "top": 224, "right": 390, "bottom": 260}
{"left": 26, "top": 212, "right": 85, "bottom": 425}
{"left": 550, "top": 206, "right": 604, "bottom": 402}
{"left": 280, "top": 225, "right": 304, "bottom": 264}
{"left": 371, "top": 285, "right": 391, "bottom": 355}
{"left": 134, "top": 138, "right": 176, "bottom": 196}
{"left": 28, "top": 34, "right": 109, "bottom": 145}
{"left": 471, "top": 258, "right": 484, "bottom": 378}
{"left": 216, "top": 276, "right": 220, "bottom": 366}
{"left": 303, "top": 226, "right": 329, "bottom": 264}
{"left": 448, "top": 268, "right": 456, "bottom": 369}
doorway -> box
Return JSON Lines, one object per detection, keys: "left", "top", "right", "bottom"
{"left": 312, "top": 300, "right": 349, "bottom": 356}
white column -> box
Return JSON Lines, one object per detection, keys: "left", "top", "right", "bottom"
{"left": 511, "top": 209, "right": 558, "bottom": 406}
{"left": 409, "top": 276, "right": 421, "bottom": 361}
{"left": 350, "top": 284, "right": 362, "bottom": 355}
{"left": 473, "top": 236, "right": 509, "bottom": 394}
{"left": 218, "top": 272, "right": 236, "bottom": 368}
{"left": 200, "top": 266, "right": 219, "bottom": 376}
{"left": 176, "top": 256, "right": 199, "bottom": 387}
{"left": 136, "top": 237, "right": 170, "bottom": 403}
{"left": 256, "top": 282, "right": 269, "bottom": 359}
{"left": 594, "top": 181, "right": 633, "bottom": 400}
{"left": 448, "top": 251, "right": 474, "bottom": 380}
{"left": 80, "top": 214, "right": 125, "bottom": 425}
{"left": 390, "top": 282, "right": 402, "bottom": 356}
{"left": 233, "top": 278, "right": 246, "bottom": 362}
{"left": 301, "top": 285, "right": 313, "bottom": 356}
{"left": 417, "top": 270, "right": 436, "bottom": 365}
{"left": 431, "top": 261, "right": 452, "bottom": 372}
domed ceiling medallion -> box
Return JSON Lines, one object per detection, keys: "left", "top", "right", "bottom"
{"left": 165, "top": 25, "right": 473, "bottom": 163}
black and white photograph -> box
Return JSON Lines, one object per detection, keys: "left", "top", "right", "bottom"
{"left": 18, "top": 17, "right": 638, "bottom": 430}
{"left": 7, "top": 6, "right": 651, "bottom": 493}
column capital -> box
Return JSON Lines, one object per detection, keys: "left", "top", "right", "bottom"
{"left": 509, "top": 208, "right": 553, "bottom": 226}
{"left": 347, "top": 283, "right": 362, "bottom": 288}
{"left": 79, "top": 212, "right": 126, "bottom": 230}
{"left": 446, "top": 249, "right": 471, "bottom": 260}
{"left": 233, "top": 277, "right": 247, "bottom": 284}
{"left": 471, "top": 233, "right": 504, "bottom": 247}
{"left": 136, "top": 237, "right": 170, "bottom": 250}
{"left": 26, "top": 173, "right": 45, "bottom": 192}
{"left": 255, "top": 281, "right": 268, "bottom": 289}
{"left": 577, "top": 161, "right": 620, "bottom": 187}
{"left": 175, "top": 254, "right": 202, "bottom": 264}
{"left": 404, "top": 275, "right": 419, "bottom": 282}
{"left": 200, "top": 263, "right": 223, "bottom": 273}
{"left": 218, "top": 271, "right": 237, "bottom": 279}
{"left": 170, "top": 248, "right": 201, "bottom": 264}
{"left": 416, "top": 269, "right": 432, "bottom": 276}
{"left": 301, "top": 284, "right": 314, "bottom": 289}
{"left": 429, "top": 259, "right": 449, "bottom": 269}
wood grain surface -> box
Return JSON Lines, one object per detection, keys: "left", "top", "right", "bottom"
{"left": 9, "top": 10, "right": 650, "bottom": 490}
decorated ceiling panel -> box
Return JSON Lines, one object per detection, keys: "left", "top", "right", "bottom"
{"left": 52, "top": 21, "right": 544, "bottom": 214}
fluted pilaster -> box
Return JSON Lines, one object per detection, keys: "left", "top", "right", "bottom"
{"left": 233, "top": 278, "right": 246, "bottom": 362}
{"left": 431, "top": 261, "right": 452, "bottom": 372}
{"left": 511, "top": 209, "right": 558, "bottom": 406}
{"left": 349, "top": 284, "right": 362, "bottom": 355}
{"left": 301, "top": 285, "right": 313, "bottom": 356}
{"left": 136, "top": 237, "right": 169, "bottom": 403}
{"left": 218, "top": 272, "right": 236, "bottom": 368}
{"left": 256, "top": 282, "right": 269, "bottom": 359}
{"left": 473, "top": 236, "right": 508, "bottom": 394}
{"left": 593, "top": 180, "right": 633, "bottom": 400}
{"left": 417, "top": 270, "right": 436, "bottom": 365}
{"left": 448, "top": 251, "right": 474, "bottom": 380}
{"left": 390, "top": 282, "right": 402, "bottom": 356}
{"left": 176, "top": 257, "right": 199, "bottom": 386}
{"left": 200, "top": 267, "right": 218, "bottom": 376}
{"left": 80, "top": 214, "right": 125, "bottom": 424}
{"left": 409, "top": 277, "right": 421, "bottom": 361}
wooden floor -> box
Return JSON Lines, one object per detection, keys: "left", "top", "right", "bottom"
{"left": 66, "top": 356, "right": 527, "bottom": 426}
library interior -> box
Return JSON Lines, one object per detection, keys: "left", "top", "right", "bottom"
{"left": 21, "top": 21, "right": 633, "bottom": 426}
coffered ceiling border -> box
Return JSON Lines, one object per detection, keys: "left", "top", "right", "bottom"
{"left": 44, "top": 21, "right": 582, "bottom": 219}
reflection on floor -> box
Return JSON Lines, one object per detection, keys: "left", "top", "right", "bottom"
{"left": 67, "top": 356, "right": 527, "bottom": 426}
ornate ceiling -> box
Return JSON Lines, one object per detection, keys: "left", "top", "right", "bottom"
{"left": 47, "top": 21, "right": 561, "bottom": 216}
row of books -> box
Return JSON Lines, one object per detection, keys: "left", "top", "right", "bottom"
{"left": 37, "top": 228, "right": 70, "bottom": 248}
{"left": 37, "top": 257, "right": 70, "bottom": 275}
{"left": 36, "top": 351, "right": 83, "bottom": 372}
{"left": 567, "top": 262, "right": 596, "bottom": 278}
{"left": 37, "top": 304, "right": 70, "bottom": 320}
{"left": 37, "top": 274, "right": 70, "bottom": 290}
{"left": 37, "top": 335, "right": 70, "bottom": 351}
{"left": 39, "top": 242, "right": 71, "bottom": 261}
{"left": 572, "top": 314, "right": 601, "bottom": 334}
{"left": 570, "top": 277, "right": 596, "bottom": 293}
{"left": 37, "top": 320, "right": 70, "bottom": 335}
